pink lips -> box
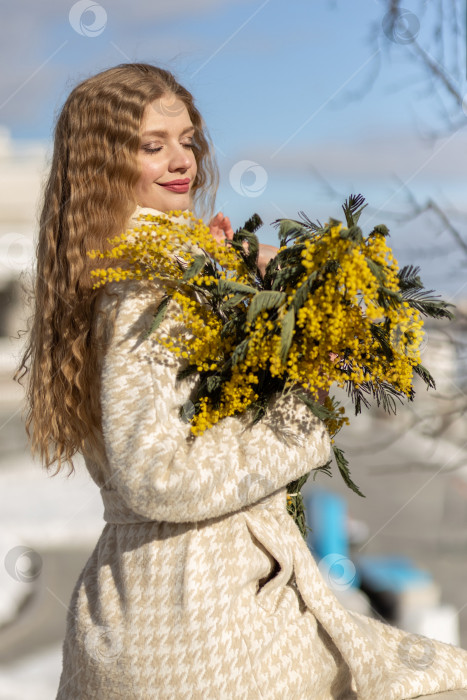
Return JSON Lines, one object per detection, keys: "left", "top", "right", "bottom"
{"left": 158, "top": 178, "right": 191, "bottom": 194}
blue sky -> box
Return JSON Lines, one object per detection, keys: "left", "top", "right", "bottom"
{"left": 2, "top": 0, "right": 467, "bottom": 296}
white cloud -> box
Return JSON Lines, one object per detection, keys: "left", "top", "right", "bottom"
{"left": 228, "top": 130, "right": 467, "bottom": 180}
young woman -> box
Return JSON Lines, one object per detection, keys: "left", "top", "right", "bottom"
{"left": 19, "top": 63, "right": 467, "bottom": 699}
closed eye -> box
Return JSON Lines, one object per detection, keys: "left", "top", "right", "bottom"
{"left": 141, "top": 145, "right": 162, "bottom": 154}
{"left": 141, "top": 142, "right": 193, "bottom": 154}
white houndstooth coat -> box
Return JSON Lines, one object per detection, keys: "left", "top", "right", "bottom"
{"left": 56, "top": 249, "right": 467, "bottom": 699}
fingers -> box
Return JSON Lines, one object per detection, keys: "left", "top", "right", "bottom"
{"left": 222, "top": 216, "right": 234, "bottom": 240}
{"left": 209, "top": 212, "right": 234, "bottom": 243}
{"left": 208, "top": 213, "right": 222, "bottom": 243}
{"left": 210, "top": 231, "right": 223, "bottom": 244}
{"left": 216, "top": 212, "right": 233, "bottom": 237}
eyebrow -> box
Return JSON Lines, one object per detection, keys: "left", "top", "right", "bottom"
{"left": 140, "top": 126, "right": 195, "bottom": 138}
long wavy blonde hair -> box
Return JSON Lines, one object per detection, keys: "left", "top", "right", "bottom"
{"left": 16, "top": 63, "right": 219, "bottom": 473}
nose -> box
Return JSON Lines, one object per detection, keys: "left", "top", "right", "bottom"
{"left": 168, "top": 142, "right": 192, "bottom": 172}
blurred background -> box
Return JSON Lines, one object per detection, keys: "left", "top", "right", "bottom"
{"left": 1, "top": 0, "right": 467, "bottom": 696}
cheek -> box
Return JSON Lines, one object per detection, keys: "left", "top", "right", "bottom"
{"left": 139, "top": 160, "right": 164, "bottom": 186}
{"left": 191, "top": 153, "right": 198, "bottom": 179}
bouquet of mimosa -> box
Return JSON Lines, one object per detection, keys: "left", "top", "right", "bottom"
{"left": 89, "top": 195, "right": 452, "bottom": 538}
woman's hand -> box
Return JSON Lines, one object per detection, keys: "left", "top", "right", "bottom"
{"left": 208, "top": 212, "right": 234, "bottom": 244}
{"left": 257, "top": 243, "right": 278, "bottom": 276}
{"left": 208, "top": 212, "right": 278, "bottom": 276}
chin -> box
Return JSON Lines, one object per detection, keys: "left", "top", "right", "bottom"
{"left": 159, "top": 193, "right": 193, "bottom": 214}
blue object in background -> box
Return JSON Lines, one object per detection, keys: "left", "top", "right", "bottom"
{"left": 305, "top": 487, "right": 361, "bottom": 590}
{"left": 305, "top": 489, "right": 435, "bottom": 605}
{"left": 355, "top": 554, "right": 435, "bottom": 623}
{"left": 305, "top": 488, "right": 349, "bottom": 560}
{"left": 356, "top": 555, "right": 433, "bottom": 593}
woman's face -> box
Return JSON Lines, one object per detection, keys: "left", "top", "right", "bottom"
{"left": 134, "top": 95, "right": 198, "bottom": 212}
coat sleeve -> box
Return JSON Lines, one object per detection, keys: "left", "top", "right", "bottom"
{"left": 98, "top": 282, "right": 331, "bottom": 523}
